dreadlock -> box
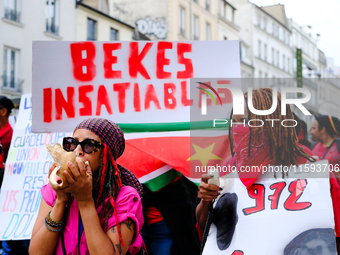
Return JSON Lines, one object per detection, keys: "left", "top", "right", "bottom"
{"left": 229, "top": 88, "right": 313, "bottom": 170}
{"left": 92, "top": 150, "right": 136, "bottom": 228}
{"left": 91, "top": 151, "right": 118, "bottom": 228}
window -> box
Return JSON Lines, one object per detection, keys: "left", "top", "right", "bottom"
{"left": 205, "top": 0, "right": 210, "bottom": 11}
{"left": 226, "top": 5, "right": 234, "bottom": 23}
{"left": 242, "top": 45, "right": 248, "bottom": 60}
{"left": 283, "top": 31, "right": 285, "bottom": 42}
{"left": 293, "top": 32, "right": 297, "bottom": 46}
{"left": 2, "top": 47, "right": 20, "bottom": 90}
{"left": 241, "top": 70, "right": 246, "bottom": 78}
{"left": 179, "top": 7, "right": 185, "bottom": 36}
{"left": 272, "top": 48, "right": 275, "bottom": 64}
{"left": 273, "top": 24, "right": 278, "bottom": 37}
{"left": 206, "top": 23, "right": 211, "bottom": 40}
{"left": 258, "top": 40, "right": 262, "bottom": 58}
{"left": 276, "top": 25, "right": 279, "bottom": 37}
{"left": 272, "top": 22, "right": 275, "bottom": 35}
{"left": 264, "top": 44, "right": 267, "bottom": 61}
{"left": 46, "top": 0, "right": 59, "bottom": 35}
{"left": 276, "top": 50, "right": 279, "bottom": 67}
{"left": 257, "top": 13, "right": 261, "bottom": 27}
{"left": 263, "top": 18, "right": 267, "bottom": 31}
{"left": 220, "top": 0, "right": 225, "bottom": 17}
{"left": 259, "top": 70, "right": 262, "bottom": 78}
{"left": 4, "top": 0, "right": 20, "bottom": 22}
{"left": 110, "top": 28, "right": 119, "bottom": 40}
{"left": 287, "top": 58, "right": 290, "bottom": 73}
{"left": 87, "top": 18, "right": 97, "bottom": 41}
{"left": 283, "top": 54, "right": 285, "bottom": 70}
{"left": 193, "top": 15, "right": 199, "bottom": 40}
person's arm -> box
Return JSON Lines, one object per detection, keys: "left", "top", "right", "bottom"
{"left": 29, "top": 164, "right": 69, "bottom": 255}
{"left": 64, "top": 158, "right": 135, "bottom": 255}
{"left": 78, "top": 197, "right": 135, "bottom": 255}
{"left": 196, "top": 174, "right": 220, "bottom": 231}
{"left": 106, "top": 218, "right": 135, "bottom": 255}
{"left": 29, "top": 194, "right": 68, "bottom": 255}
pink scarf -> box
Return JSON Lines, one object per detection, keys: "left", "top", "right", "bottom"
{"left": 233, "top": 125, "right": 274, "bottom": 189}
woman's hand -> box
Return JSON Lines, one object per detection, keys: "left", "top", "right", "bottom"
{"left": 48, "top": 163, "right": 70, "bottom": 204}
{"left": 198, "top": 174, "right": 220, "bottom": 202}
{"left": 63, "top": 157, "right": 93, "bottom": 202}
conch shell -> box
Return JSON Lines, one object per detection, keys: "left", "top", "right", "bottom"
{"left": 46, "top": 143, "right": 89, "bottom": 190}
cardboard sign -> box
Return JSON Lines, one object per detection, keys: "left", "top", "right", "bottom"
{"left": 32, "top": 41, "right": 240, "bottom": 132}
{"left": 0, "top": 94, "right": 72, "bottom": 240}
{"left": 202, "top": 163, "right": 336, "bottom": 255}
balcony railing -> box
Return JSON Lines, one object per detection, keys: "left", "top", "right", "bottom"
{"left": 1, "top": 75, "right": 23, "bottom": 93}
{"left": 4, "top": 8, "right": 20, "bottom": 23}
{"left": 46, "top": 22, "right": 59, "bottom": 35}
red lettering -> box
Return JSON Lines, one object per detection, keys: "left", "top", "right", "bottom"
{"left": 114, "top": 83, "right": 130, "bottom": 113}
{"left": 7, "top": 162, "right": 13, "bottom": 175}
{"left": 164, "top": 83, "right": 177, "bottom": 109}
{"left": 103, "top": 43, "right": 122, "bottom": 79}
{"left": 232, "top": 251, "right": 244, "bottom": 255}
{"left": 181, "top": 81, "right": 193, "bottom": 106}
{"left": 243, "top": 184, "right": 265, "bottom": 215}
{"left": 96, "top": 85, "right": 113, "bottom": 115}
{"left": 129, "top": 42, "right": 153, "bottom": 79}
{"left": 79, "top": 85, "right": 94, "bottom": 116}
{"left": 284, "top": 179, "right": 312, "bottom": 211}
{"left": 55, "top": 88, "right": 75, "bottom": 120}
{"left": 2, "top": 191, "right": 18, "bottom": 212}
{"left": 2, "top": 191, "right": 9, "bottom": 212}
{"left": 269, "top": 182, "right": 286, "bottom": 210}
{"left": 11, "top": 191, "right": 18, "bottom": 212}
{"left": 70, "top": 42, "right": 96, "bottom": 81}
{"left": 134, "top": 83, "right": 141, "bottom": 112}
{"left": 177, "top": 43, "right": 193, "bottom": 79}
{"left": 157, "top": 42, "right": 172, "bottom": 79}
{"left": 145, "top": 84, "right": 161, "bottom": 110}
{"left": 43, "top": 88, "right": 52, "bottom": 123}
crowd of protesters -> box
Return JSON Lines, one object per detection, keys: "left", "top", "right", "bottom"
{"left": 1, "top": 89, "right": 340, "bottom": 255}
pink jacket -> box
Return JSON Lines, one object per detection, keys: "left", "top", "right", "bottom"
{"left": 41, "top": 184, "right": 143, "bottom": 255}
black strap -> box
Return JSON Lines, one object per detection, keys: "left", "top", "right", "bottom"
{"left": 77, "top": 212, "right": 83, "bottom": 255}
{"left": 200, "top": 202, "right": 214, "bottom": 255}
{"left": 322, "top": 139, "right": 337, "bottom": 160}
{"left": 61, "top": 196, "right": 73, "bottom": 255}
{"left": 61, "top": 228, "right": 67, "bottom": 255}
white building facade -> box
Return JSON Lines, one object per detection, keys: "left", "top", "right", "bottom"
{"left": 0, "top": 0, "right": 135, "bottom": 105}
{"left": 0, "top": 0, "right": 77, "bottom": 102}
{"left": 229, "top": 1, "right": 293, "bottom": 81}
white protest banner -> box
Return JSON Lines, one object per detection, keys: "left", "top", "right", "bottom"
{"left": 0, "top": 94, "right": 72, "bottom": 240}
{"left": 32, "top": 41, "right": 241, "bottom": 189}
{"left": 202, "top": 163, "right": 336, "bottom": 255}
{"left": 32, "top": 40, "right": 240, "bottom": 132}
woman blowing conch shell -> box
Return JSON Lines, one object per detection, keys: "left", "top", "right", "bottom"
{"left": 46, "top": 142, "right": 89, "bottom": 190}
{"left": 30, "top": 118, "right": 144, "bottom": 255}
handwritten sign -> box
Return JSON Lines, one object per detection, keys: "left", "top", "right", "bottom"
{"left": 0, "top": 94, "right": 72, "bottom": 240}
{"left": 202, "top": 163, "right": 336, "bottom": 254}
{"left": 32, "top": 41, "right": 240, "bottom": 132}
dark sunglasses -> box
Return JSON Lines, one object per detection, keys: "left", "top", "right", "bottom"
{"left": 63, "top": 137, "right": 104, "bottom": 154}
